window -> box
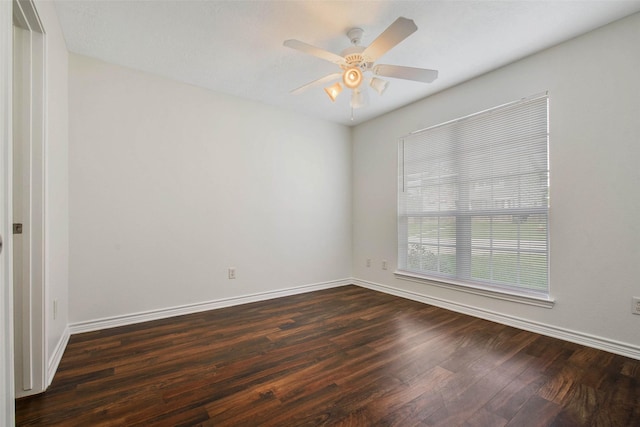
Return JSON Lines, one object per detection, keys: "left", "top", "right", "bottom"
{"left": 397, "top": 94, "right": 549, "bottom": 300}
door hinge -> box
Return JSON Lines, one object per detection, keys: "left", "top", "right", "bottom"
{"left": 13, "top": 223, "right": 23, "bottom": 234}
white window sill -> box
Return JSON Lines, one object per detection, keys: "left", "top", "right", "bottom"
{"left": 394, "top": 271, "right": 555, "bottom": 309}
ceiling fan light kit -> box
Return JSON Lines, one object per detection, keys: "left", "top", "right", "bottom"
{"left": 350, "top": 88, "right": 369, "bottom": 109}
{"left": 324, "top": 82, "right": 342, "bottom": 102}
{"left": 369, "top": 77, "right": 388, "bottom": 95}
{"left": 284, "top": 17, "right": 438, "bottom": 114}
{"left": 343, "top": 67, "right": 363, "bottom": 89}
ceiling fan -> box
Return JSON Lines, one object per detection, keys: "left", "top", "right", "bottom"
{"left": 283, "top": 17, "right": 438, "bottom": 110}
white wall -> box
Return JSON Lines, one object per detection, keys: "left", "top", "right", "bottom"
{"left": 35, "top": 0, "right": 69, "bottom": 383}
{"left": 352, "top": 13, "right": 640, "bottom": 352}
{"left": 68, "top": 54, "right": 352, "bottom": 324}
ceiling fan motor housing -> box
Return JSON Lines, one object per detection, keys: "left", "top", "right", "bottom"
{"left": 340, "top": 45, "right": 369, "bottom": 71}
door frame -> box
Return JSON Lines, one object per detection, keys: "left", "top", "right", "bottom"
{"left": 1, "top": 0, "right": 15, "bottom": 423}
{"left": 12, "top": 0, "right": 46, "bottom": 399}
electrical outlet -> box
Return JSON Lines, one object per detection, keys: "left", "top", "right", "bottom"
{"left": 382, "top": 260, "right": 388, "bottom": 270}
{"left": 228, "top": 268, "right": 236, "bottom": 279}
{"left": 366, "top": 258, "right": 371, "bottom": 267}
{"left": 632, "top": 297, "right": 640, "bottom": 315}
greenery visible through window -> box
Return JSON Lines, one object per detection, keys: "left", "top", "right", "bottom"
{"left": 398, "top": 94, "right": 549, "bottom": 297}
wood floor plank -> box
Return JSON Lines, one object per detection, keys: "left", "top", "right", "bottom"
{"left": 15, "top": 285, "right": 640, "bottom": 426}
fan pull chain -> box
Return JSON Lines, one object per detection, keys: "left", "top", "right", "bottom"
{"left": 351, "top": 107, "right": 354, "bottom": 121}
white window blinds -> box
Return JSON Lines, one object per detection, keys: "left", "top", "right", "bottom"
{"left": 398, "top": 94, "right": 549, "bottom": 297}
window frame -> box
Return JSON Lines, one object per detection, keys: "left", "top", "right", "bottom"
{"left": 396, "top": 94, "right": 554, "bottom": 308}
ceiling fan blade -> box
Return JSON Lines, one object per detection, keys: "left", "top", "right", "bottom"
{"left": 290, "top": 72, "right": 342, "bottom": 95}
{"left": 373, "top": 64, "right": 438, "bottom": 83}
{"left": 283, "top": 39, "right": 346, "bottom": 65}
{"left": 362, "top": 17, "right": 418, "bottom": 63}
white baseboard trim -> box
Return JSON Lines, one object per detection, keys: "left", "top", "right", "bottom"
{"left": 65, "top": 277, "right": 640, "bottom": 361}
{"left": 47, "top": 326, "right": 70, "bottom": 387}
{"left": 69, "top": 278, "right": 351, "bottom": 335}
{"left": 353, "top": 278, "right": 640, "bottom": 361}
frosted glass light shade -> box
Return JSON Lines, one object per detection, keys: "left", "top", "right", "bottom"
{"left": 370, "top": 77, "right": 388, "bottom": 95}
{"left": 350, "top": 88, "right": 369, "bottom": 109}
{"left": 324, "top": 82, "right": 342, "bottom": 102}
{"left": 342, "top": 67, "right": 363, "bottom": 89}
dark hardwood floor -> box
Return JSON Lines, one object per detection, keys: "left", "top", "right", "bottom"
{"left": 15, "top": 285, "right": 640, "bottom": 426}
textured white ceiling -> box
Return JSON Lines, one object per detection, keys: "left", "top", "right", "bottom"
{"left": 54, "top": 1, "right": 640, "bottom": 126}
